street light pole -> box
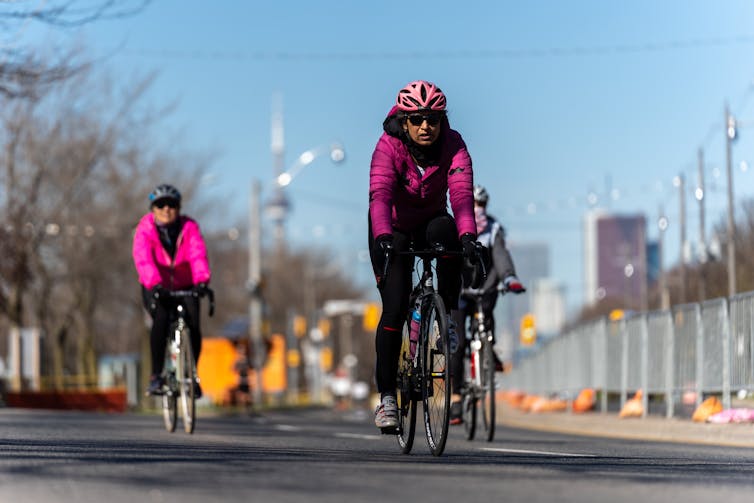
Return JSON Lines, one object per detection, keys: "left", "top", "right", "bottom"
{"left": 674, "top": 174, "right": 687, "bottom": 304}
{"left": 657, "top": 207, "right": 669, "bottom": 310}
{"left": 725, "top": 103, "right": 737, "bottom": 297}
{"left": 249, "top": 179, "right": 264, "bottom": 406}
{"left": 697, "top": 148, "right": 707, "bottom": 301}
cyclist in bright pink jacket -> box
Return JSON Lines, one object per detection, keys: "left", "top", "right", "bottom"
{"left": 132, "top": 184, "right": 211, "bottom": 397}
{"left": 369, "top": 80, "right": 477, "bottom": 430}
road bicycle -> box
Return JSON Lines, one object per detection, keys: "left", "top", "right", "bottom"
{"left": 160, "top": 288, "right": 214, "bottom": 434}
{"left": 381, "top": 244, "right": 463, "bottom": 456}
{"left": 459, "top": 285, "right": 502, "bottom": 442}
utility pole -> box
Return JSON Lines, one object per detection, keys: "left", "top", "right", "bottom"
{"left": 249, "top": 179, "right": 264, "bottom": 406}
{"left": 697, "top": 148, "right": 706, "bottom": 301}
{"left": 657, "top": 206, "right": 669, "bottom": 310}
{"left": 725, "top": 103, "right": 737, "bottom": 297}
{"left": 639, "top": 219, "right": 648, "bottom": 312}
{"left": 677, "top": 173, "right": 687, "bottom": 304}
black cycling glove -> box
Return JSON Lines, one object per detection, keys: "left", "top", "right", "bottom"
{"left": 460, "top": 233, "right": 478, "bottom": 263}
{"left": 194, "top": 282, "right": 211, "bottom": 297}
{"left": 374, "top": 234, "right": 394, "bottom": 286}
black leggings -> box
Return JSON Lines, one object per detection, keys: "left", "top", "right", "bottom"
{"left": 142, "top": 287, "right": 202, "bottom": 376}
{"left": 368, "top": 212, "right": 463, "bottom": 394}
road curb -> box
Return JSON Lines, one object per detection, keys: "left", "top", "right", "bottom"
{"left": 496, "top": 400, "right": 754, "bottom": 448}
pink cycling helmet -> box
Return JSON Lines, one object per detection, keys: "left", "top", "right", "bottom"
{"left": 396, "top": 80, "right": 447, "bottom": 112}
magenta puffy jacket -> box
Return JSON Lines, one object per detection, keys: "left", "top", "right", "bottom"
{"left": 369, "top": 107, "right": 475, "bottom": 239}
{"left": 132, "top": 213, "right": 211, "bottom": 290}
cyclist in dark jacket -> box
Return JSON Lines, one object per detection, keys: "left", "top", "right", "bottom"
{"left": 449, "top": 184, "right": 525, "bottom": 424}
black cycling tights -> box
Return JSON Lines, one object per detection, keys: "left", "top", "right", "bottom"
{"left": 141, "top": 287, "right": 202, "bottom": 376}
{"left": 368, "top": 212, "right": 462, "bottom": 394}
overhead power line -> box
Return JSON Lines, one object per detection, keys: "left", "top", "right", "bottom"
{"left": 121, "top": 35, "right": 754, "bottom": 62}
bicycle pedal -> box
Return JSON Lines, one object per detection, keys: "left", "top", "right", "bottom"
{"left": 380, "top": 426, "right": 400, "bottom": 435}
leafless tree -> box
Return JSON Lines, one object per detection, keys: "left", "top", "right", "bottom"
{"left": 0, "top": 60, "right": 211, "bottom": 388}
{"left": 0, "top": 1, "right": 151, "bottom": 99}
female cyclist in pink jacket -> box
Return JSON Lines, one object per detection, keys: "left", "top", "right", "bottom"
{"left": 132, "top": 184, "right": 211, "bottom": 396}
{"left": 368, "top": 80, "right": 477, "bottom": 429}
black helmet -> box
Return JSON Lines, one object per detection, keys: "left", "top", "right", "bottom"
{"left": 473, "top": 184, "right": 489, "bottom": 205}
{"left": 149, "top": 184, "right": 182, "bottom": 207}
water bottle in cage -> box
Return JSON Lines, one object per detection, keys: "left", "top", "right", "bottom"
{"left": 409, "top": 301, "right": 421, "bottom": 359}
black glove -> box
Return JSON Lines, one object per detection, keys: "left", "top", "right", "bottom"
{"left": 151, "top": 284, "right": 168, "bottom": 301}
{"left": 148, "top": 284, "right": 168, "bottom": 313}
{"left": 194, "top": 282, "right": 211, "bottom": 297}
{"left": 374, "top": 234, "right": 394, "bottom": 286}
{"left": 460, "top": 233, "right": 478, "bottom": 263}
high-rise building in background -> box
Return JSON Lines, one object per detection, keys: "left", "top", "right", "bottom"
{"left": 646, "top": 240, "right": 660, "bottom": 286}
{"left": 583, "top": 211, "right": 648, "bottom": 308}
{"left": 496, "top": 242, "right": 565, "bottom": 362}
{"left": 530, "top": 278, "right": 567, "bottom": 337}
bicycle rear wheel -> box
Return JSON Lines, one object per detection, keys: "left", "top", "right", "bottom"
{"left": 396, "top": 321, "right": 417, "bottom": 453}
{"left": 178, "top": 330, "right": 196, "bottom": 434}
{"left": 480, "top": 336, "right": 496, "bottom": 442}
{"left": 421, "top": 293, "right": 450, "bottom": 456}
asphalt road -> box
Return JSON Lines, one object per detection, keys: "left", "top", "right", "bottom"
{"left": 2, "top": 406, "right": 754, "bottom": 502}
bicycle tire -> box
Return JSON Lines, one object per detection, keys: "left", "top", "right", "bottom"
{"left": 162, "top": 392, "right": 177, "bottom": 432}
{"left": 462, "top": 390, "right": 477, "bottom": 441}
{"left": 396, "top": 321, "right": 417, "bottom": 453}
{"left": 480, "top": 336, "right": 495, "bottom": 442}
{"left": 162, "top": 337, "right": 178, "bottom": 433}
{"left": 421, "top": 292, "right": 450, "bottom": 456}
{"left": 178, "top": 329, "right": 196, "bottom": 434}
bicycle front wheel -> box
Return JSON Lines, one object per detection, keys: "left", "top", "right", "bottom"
{"left": 162, "top": 389, "right": 177, "bottom": 432}
{"left": 178, "top": 330, "right": 196, "bottom": 434}
{"left": 462, "top": 390, "right": 477, "bottom": 441}
{"left": 162, "top": 340, "right": 178, "bottom": 433}
{"left": 480, "top": 336, "right": 496, "bottom": 442}
{"left": 421, "top": 292, "right": 450, "bottom": 456}
{"left": 396, "top": 321, "right": 417, "bottom": 453}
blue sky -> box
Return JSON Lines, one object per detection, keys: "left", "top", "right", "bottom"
{"left": 27, "top": 0, "right": 754, "bottom": 314}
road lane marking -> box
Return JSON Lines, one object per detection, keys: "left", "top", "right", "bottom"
{"left": 481, "top": 447, "right": 596, "bottom": 457}
{"left": 274, "top": 424, "right": 303, "bottom": 432}
{"left": 335, "top": 433, "right": 381, "bottom": 440}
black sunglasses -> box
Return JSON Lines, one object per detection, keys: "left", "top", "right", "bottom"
{"left": 153, "top": 199, "right": 179, "bottom": 209}
{"left": 407, "top": 114, "right": 443, "bottom": 127}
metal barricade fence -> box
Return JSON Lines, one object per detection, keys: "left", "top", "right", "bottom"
{"left": 671, "top": 303, "right": 698, "bottom": 411}
{"left": 645, "top": 310, "right": 673, "bottom": 417}
{"left": 499, "top": 292, "right": 754, "bottom": 418}
{"left": 700, "top": 298, "right": 729, "bottom": 406}
{"left": 729, "top": 292, "right": 754, "bottom": 394}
